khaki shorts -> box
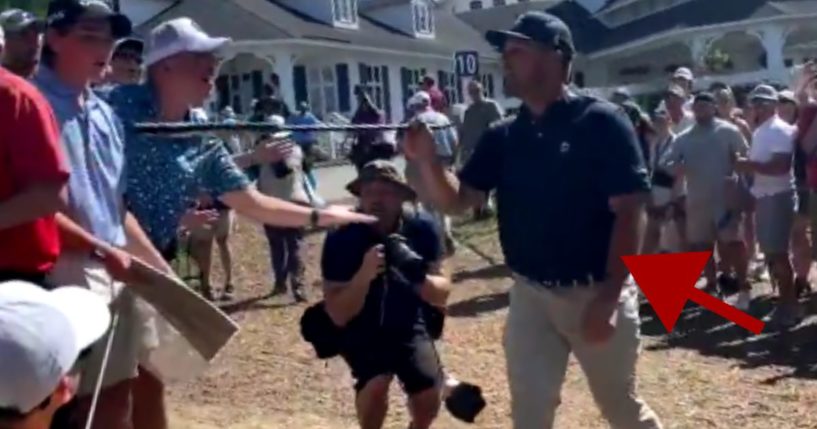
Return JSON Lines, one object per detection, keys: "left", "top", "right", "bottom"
{"left": 686, "top": 199, "right": 742, "bottom": 245}
{"left": 189, "top": 210, "right": 234, "bottom": 241}
{"left": 47, "top": 253, "right": 143, "bottom": 395}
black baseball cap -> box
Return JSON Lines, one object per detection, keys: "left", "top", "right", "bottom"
{"left": 486, "top": 11, "right": 575, "bottom": 57}
{"left": 0, "top": 9, "right": 45, "bottom": 34}
{"left": 46, "top": 0, "right": 131, "bottom": 39}
{"left": 114, "top": 37, "right": 144, "bottom": 55}
{"left": 693, "top": 92, "right": 716, "bottom": 104}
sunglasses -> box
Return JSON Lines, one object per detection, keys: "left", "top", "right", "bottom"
{"left": 113, "top": 51, "right": 143, "bottom": 64}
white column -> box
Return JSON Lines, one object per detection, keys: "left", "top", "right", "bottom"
{"left": 348, "top": 59, "right": 361, "bottom": 114}
{"left": 688, "top": 35, "right": 713, "bottom": 70}
{"left": 387, "top": 62, "right": 404, "bottom": 121}
{"left": 273, "top": 52, "right": 296, "bottom": 109}
{"left": 757, "top": 25, "right": 787, "bottom": 83}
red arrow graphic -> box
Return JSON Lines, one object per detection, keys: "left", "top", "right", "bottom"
{"left": 622, "top": 252, "right": 765, "bottom": 335}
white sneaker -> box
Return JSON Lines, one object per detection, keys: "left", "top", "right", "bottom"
{"left": 735, "top": 290, "right": 752, "bottom": 311}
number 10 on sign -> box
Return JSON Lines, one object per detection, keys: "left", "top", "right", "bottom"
{"left": 454, "top": 51, "right": 479, "bottom": 77}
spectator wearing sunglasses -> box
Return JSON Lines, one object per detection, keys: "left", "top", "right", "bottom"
{"left": 0, "top": 9, "right": 45, "bottom": 78}
{"left": 0, "top": 281, "right": 110, "bottom": 429}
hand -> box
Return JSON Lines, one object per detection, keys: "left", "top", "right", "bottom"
{"left": 402, "top": 120, "right": 436, "bottom": 162}
{"left": 180, "top": 209, "right": 219, "bottom": 230}
{"left": 581, "top": 294, "right": 618, "bottom": 344}
{"left": 96, "top": 246, "right": 134, "bottom": 284}
{"left": 734, "top": 157, "right": 754, "bottom": 174}
{"left": 197, "top": 194, "right": 214, "bottom": 208}
{"left": 253, "top": 139, "right": 296, "bottom": 164}
{"left": 793, "top": 61, "right": 817, "bottom": 102}
{"left": 318, "top": 205, "right": 377, "bottom": 227}
{"left": 358, "top": 244, "right": 386, "bottom": 284}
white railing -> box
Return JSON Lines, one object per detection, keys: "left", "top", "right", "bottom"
{"left": 316, "top": 112, "right": 352, "bottom": 162}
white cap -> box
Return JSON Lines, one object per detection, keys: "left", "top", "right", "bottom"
{"left": 266, "top": 114, "right": 291, "bottom": 139}
{"left": 144, "top": 17, "right": 231, "bottom": 67}
{"left": 0, "top": 282, "right": 110, "bottom": 413}
{"left": 672, "top": 67, "right": 694, "bottom": 81}
{"left": 408, "top": 91, "right": 431, "bottom": 108}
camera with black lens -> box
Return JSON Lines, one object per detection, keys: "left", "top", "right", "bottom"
{"left": 272, "top": 160, "right": 293, "bottom": 178}
{"left": 383, "top": 234, "right": 428, "bottom": 285}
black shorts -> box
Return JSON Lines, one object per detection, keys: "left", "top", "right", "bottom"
{"left": 341, "top": 334, "right": 442, "bottom": 395}
{"left": 0, "top": 270, "right": 50, "bottom": 289}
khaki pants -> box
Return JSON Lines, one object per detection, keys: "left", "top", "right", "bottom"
{"left": 47, "top": 253, "right": 144, "bottom": 396}
{"left": 504, "top": 277, "right": 662, "bottom": 429}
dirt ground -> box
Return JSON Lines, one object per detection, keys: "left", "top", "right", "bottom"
{"left": 168, "top": 218, "right": 817, "bottom": 429}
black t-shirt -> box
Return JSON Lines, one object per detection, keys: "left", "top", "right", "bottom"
{"left": 458, "top": 94, "right": 650, "bottom": 285}
{"left": 321, "top": 211, "right": 442, "bottom": 338}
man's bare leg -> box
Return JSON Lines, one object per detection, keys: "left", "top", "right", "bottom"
{"left": 790, "top": 215, "right": 812, "bottom": 290}
{"left": 407, "top": 387, "right": 442, "bottom": 429}
{"left": 189, "top": 235, "right": 215, "bottom": 300}
{"left": 72, "top": 379, "right": 134, "bottom": 429}
{"left": 641, "top": 215, "right": 662, "bottom": 255}
{"left": 356, "top": 375, "right": 393, "bottom": 429}
{"left": 215, "top": 234, "right": 234, "bottom": 298}
{"left": 770, "top": 253, "right": 797, "bottom": 309}
{"left": 131, "top": 367, "right": 167, "bottom": 429}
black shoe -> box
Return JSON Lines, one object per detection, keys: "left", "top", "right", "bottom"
{"left": 201, "top": 287, "right": 215, "bottom": 302}
{"left": 270, "top": 282, "right": 287, "bottom": 297}
{"left": 445, "top": 236, "right": 457, "bottom": 257}
{"left": 220, "top": 283, "right": 235, "bottom": 301}
{"left": 717, "top": 273, "right": 740, "bottom": 296}
{"left": 293, "top": 287, "right": 308, "bottom": 303}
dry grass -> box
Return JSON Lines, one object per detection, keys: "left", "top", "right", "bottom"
{"left": 168, "top": 218, "right": 817, "bottom": 429}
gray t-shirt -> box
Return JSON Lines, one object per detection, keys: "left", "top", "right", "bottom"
{"left": 460, "top": 99, "right": 503, "bottom": 158}
{"left": 666, "top": 118, "right": 749, "bottom": 205}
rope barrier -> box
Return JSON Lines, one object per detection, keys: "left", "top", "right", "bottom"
{"left": 133, "top": 121, "right": 452, "bottom": 137}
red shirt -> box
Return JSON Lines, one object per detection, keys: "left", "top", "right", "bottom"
{"left": 0, "top": 68, "right": 69, "bottom": 274}
{"left": 798, "top": 104, "right": 817, "bottom": 189}
{"left": 427, "top": 86, "right": 447, "bottom": 113}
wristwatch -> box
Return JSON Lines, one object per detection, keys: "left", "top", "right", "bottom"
{"left": 308, "top": 208, "right": 321, "bottom": 229}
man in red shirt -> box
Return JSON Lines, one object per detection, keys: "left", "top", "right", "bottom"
{"left": 421, "top": 75, "right": 447, "bottom": 113}
{"left": 0, "top": 66, "right": 69, "bottom": 285}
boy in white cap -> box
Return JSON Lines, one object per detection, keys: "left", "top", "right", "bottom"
{"left": 0, "top": 281, "right": 110, "bottom": 429}
{"left": 403, "top": 90, "right": 458, "bottom": 256}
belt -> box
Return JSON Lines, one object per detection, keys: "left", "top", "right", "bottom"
{"left": 515, "top": 273, "right": 599, "bottom": 289}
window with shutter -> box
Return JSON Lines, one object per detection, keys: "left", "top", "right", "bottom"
{"left": 359, "top": 63, "right": 388, "bottom": 115}
{"left": 336, "top": 64, "right": 350, "bottom": 113}
{"left": 307, "top": 65, "right": 339, "bottom": 118}
{"left": 480, "top": 73, "right": 495, "bottom": 98}
{"left": 381, "top": 65, "right": 392, "bottom": 121}
{"left": 293, "top": 66, "right": 308, "bottom": 105}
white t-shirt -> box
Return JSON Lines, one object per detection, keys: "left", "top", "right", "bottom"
{"left": 749, "top": 115, "right": 796, "bottom": 198}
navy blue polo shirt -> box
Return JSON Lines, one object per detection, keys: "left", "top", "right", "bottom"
{"left": 458, "top": 93, "right": 650, "bottom": 286}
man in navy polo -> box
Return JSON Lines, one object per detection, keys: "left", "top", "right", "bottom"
{"left": 403, "top": 12, "right": 663, "bottom": 429}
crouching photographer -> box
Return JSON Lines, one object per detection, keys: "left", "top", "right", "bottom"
{"left": 318, "top": 160, "right": 451, "bottom": 429}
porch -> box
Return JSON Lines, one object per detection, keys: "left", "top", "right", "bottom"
{"left": 209, "top": 40, "right": 504, "bottom": 121}
{"left": 582, "top": 15, "right": 817, "bottom": 102}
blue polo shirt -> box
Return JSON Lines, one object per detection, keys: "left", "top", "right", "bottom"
{"left": 104, "top": 84, "right": 251, "bottom": 251}
{"left": 33, "top": 67, "right": 127, "bottom": 246}
{"left": 458, "top": 93, "right": 650, "bottom": 286}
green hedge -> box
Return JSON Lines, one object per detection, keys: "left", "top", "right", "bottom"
{"left": 0, "top": 0, "right": 50, "bottom": 16}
